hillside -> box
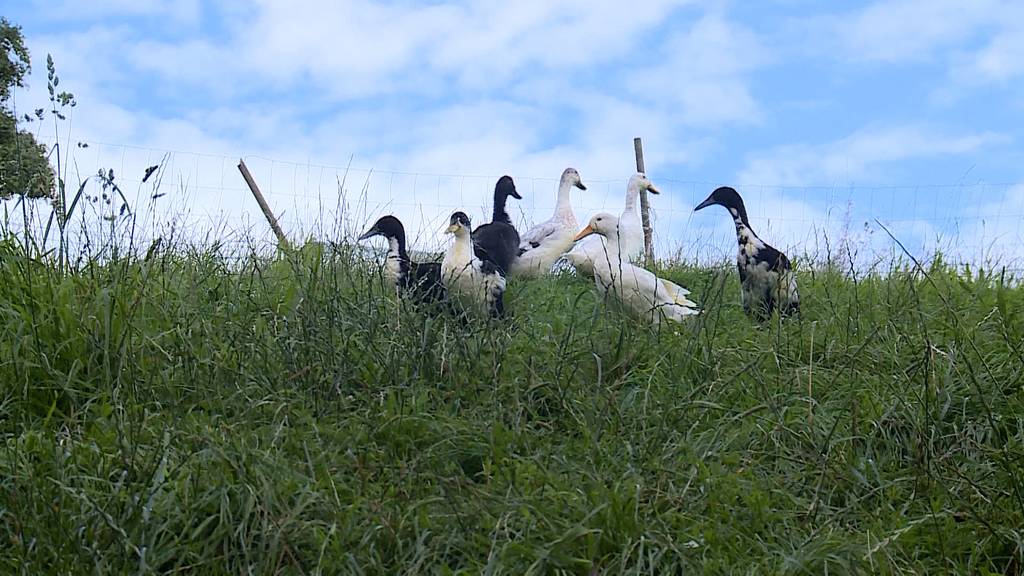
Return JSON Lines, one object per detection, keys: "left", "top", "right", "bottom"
{"left": 1, "top": 239, "right": 1022, "bottom": 574}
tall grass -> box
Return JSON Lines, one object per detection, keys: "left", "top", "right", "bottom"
{"left": 0, "top": 215, "right": 1022, "bottom": 573}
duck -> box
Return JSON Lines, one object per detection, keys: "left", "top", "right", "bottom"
{"left": 565, "top": 172, "right": 659, "bottom": 276}
{"left": 357, "top": 215, "right": 446, "bottom": 304}
{"left": 693, "top": 186, "right": 799, "bottom": 319}
{"left": 510, "top": 167, "right": 586, "bottom": 277}
{"left": 472, "top": 175, "right": 522, "bottom": 275}
{"left": 441, "top": 211, "right": 506, "bottom": 318}
{"left": 570, "top": 213, "right": 699, "bottom": 324}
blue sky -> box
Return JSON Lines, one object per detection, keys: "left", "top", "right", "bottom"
{"left": 7, "top": 0, "right": 1024, "bottom": 266}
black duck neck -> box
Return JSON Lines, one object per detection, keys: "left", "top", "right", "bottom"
{"left": 729, "top": 200, "right": 752, "bottom": 235}
{"left": 492, "top": 189, "right": 511, "bottom": 224}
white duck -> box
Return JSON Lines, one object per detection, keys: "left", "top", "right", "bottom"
{"left": 566, "top": 172, "right": 659, "bottom": 277}
{"left": 510, "top": 167, "right": 586, "bottom": 277}
{"left": 441, "top": 211, "right": 506, "bottom": 318}
{"left": 568, "top": 213, "right": 699, "bottom": 324}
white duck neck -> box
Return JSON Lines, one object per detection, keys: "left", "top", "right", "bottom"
{"left": 454, "top": 228, "right": 472, "bottom": 250}
{"left": 599, "top": 229, "right": 623, "bottom": 257}
{"left": 622, "top": 179, "right": 642, "bottom": 216}
{"left": 555, "top": 176, "right": 575, "bottom": 214}
{"left": 445, "top": 229, "right": 475, "bottom": 272}
{"left": 388, "top": 236, "right": 408, "bottom": 261}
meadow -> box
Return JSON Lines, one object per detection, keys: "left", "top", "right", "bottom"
{"left": 1, "top": 234, "right": 1022, "bottom": 574}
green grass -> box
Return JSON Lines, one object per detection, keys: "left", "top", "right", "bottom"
{"left": 1, "top": 236, "right": 1023, "bottom": 574}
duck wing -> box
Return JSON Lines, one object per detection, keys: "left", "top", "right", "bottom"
{"left": 563, "top": 235, "right": 605, "bottom": 276}
{"left": 475, "top": 259, "right": 507, "bottom": 318}
{"left": 472, "top": 221, "right": 519, "bottom": 275}
{"left": 409, "top": 261, "right": 446, "bottom": 304}
{"left": 518, "top": 220, "right": 563, "bottom": 255}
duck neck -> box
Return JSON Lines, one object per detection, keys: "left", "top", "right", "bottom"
{"left": 492, "top": 190, "right": 510, "bottom": 224}
{"left": 728, "top": 201, "right": 752, "bottom": 235}
{"left": 555, "top": 178, "right": 574, "bottom": 214}
{"left": 388, "top": 234, "right": 409, "bottom": 262}
{"left": 448, "top": 230, "right": 474, "bottom": 263}
{"left": 601, "top": 232, "right": 623, "bottom": 258}
{"left": 622, "top": 181, "right": 641, "bottom": 216}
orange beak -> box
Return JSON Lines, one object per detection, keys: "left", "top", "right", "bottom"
{"left": 573, "top": 225, "right": 595, "bottom": 242}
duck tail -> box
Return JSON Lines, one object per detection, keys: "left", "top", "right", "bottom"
{"left": 659, "top": 278, "right": 698, "bottom": 308}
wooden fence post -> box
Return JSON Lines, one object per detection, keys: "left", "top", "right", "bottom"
{"left": 634, "top": 137, "right": 654, "bottom": 268}
{"left": 238, "top": 159, "right": 290, "bottom": 251}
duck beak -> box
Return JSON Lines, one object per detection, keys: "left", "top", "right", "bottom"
{"left": 647, "top": 184, "right": 661, "bottom": 195}
{"left": 357, "top": 228, "right": 377, "bottom": 241}
{"left": 573, "top": 225, "right": 595, "bottom": 242}
{"left": 445, "top": 223, "right": 460, "bottom": 234}
{"left": 575, "top": 181, "right": 587, "bottom": 191}
{"left": 510, "top": 188, "right": 523, "bottom": 200}
{"left": 694, "top": 195, "right": 716, "bottom": 211}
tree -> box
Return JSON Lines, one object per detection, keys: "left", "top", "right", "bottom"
{"left": 0, "top": 17, "right": 55, "bottom": 200}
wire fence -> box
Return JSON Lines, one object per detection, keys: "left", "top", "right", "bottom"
{"left": 5, "top": 140, "right": 1024, "bottom": 275}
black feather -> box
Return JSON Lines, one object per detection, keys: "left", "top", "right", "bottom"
{"left": 472, "top": 176, "right": 521, "bottom": 275}
{"left": 408, "top": 260, "right": 446, "bottom": 305}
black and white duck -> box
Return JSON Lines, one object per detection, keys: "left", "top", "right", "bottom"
{"left": 441, "top": 211, "right": 506, "bottom": 318}
{"left": 694, "top": 186, "right": 799, "bottom": 319}
{"left": 358, "top": 215, "right": 446, "bottom": 304}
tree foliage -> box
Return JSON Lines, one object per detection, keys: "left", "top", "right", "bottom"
{"left": 0, "top": 17, "right": 55, "bottom": 200}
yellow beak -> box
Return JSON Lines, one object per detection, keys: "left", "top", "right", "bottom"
{"left": 445, "top": 223, "right": 459, "bottom": 234}
{"left": 573, "top": 225, "right": 595, "bottom": 242}
{"left": 647, "top": 184, "right": 661, "bottom": 195}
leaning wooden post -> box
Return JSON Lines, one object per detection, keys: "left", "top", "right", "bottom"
{"left": 238, "top": 159, "right": 290, "bottom": 251}
{"left": 634, "top": 137, "right": 655, "bottom": 268}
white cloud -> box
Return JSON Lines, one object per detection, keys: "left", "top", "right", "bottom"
{"left": 822, "top": 0, "right": 1024, "bottom": 103}
{"left": 29, "top": 0, "right": 202, "bottom": 26}
{"left": 108, "top": 0, "right": 699, "bottom": 99}
{"left": 626, "top": 13, "right": 765, "bottom": 126}
{"left": 951, "top": 19, "right": 1024, "bottom": 85}
{"left": 736, "top": 126, "right": 1005, "bottom": 187}
{"left": 830, "top": 0, "right": 1002, "bottom": 63}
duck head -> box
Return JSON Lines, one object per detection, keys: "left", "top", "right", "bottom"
{"left": 445, "top": 211, "right": 472, "bottom": 237}
{"left": 573, "top": 212, "right": 619, "bottom": 242}
{"left": 358, "top": 215, "right": 405, "bottom": 241}
{"left": 561, "top": 167, "right": 587, "bottom": 191}
{"left": 630, "top": 172, "right": 660, "bottom": 195}
{"left": 694, "top": 186, "right": 749, "bottom": 225}
{"left": 496, "top": 175, "right": 522, "bottom": 200}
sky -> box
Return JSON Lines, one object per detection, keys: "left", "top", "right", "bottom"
{"left": 6, "top": 0, "right": 1024, "bottom": 268}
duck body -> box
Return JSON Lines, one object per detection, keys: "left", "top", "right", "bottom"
{"left": 472, "top": 175, "right": 521, "bottom": 275}
{"left": 358, "top": 215, "right": 446, "bottom": 304}
{"left": 568, "top": 173, "right": 659, "bottom": 276}
{"left": 442, "top": 212, "right": 506, "bottom": 318}
{"left": 694, "top": 186, "right": 799, "bottom": 319}
{"left": 511, "top": 168, "right": 586, "bottom": 277}
{"left": 571, "top": 213, "right": 698, "bottom": 324}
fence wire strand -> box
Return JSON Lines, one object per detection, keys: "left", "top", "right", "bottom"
{"left": 5, "top": 140, "right": 1023, "bottom": 275}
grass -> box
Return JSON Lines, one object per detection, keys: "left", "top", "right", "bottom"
{"left": 1, "top": 234, "right": 1023, "bottom": 574}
